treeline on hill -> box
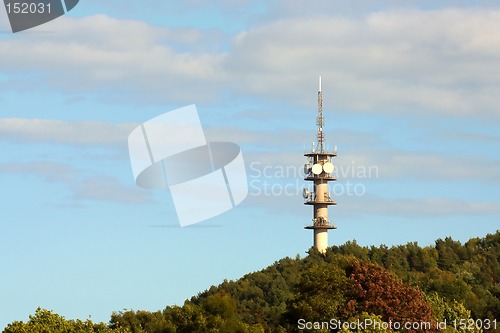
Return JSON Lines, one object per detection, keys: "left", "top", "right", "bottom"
{"left": 3, "top": 231, "right": 499, "bottom": 333}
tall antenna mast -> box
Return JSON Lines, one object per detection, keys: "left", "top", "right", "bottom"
{"left": 303, "top": 76, "right": 337, "bottom": 254}
{"left": 317, "top": 76, "right": 324, "bottom": 153}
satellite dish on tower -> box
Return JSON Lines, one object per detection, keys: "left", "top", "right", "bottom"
{"left": 302, "top": 188, "right": 310, "bottom": 199}
{"left": 312, "top": 164, "right": 322, "bottom": 175}
{"left": 304, "top": 164, "right": 310, "bottom": 175}
{"left": 323, "top": 162, "right": 334, "bottom": 174}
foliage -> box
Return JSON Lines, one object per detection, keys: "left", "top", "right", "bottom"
{"left": 340, "top": 312, "right": 396, "bottom": 333}
{"left": 285, "top": 254, "right": 349, "bottom": 325}
{"left": 330, "top": 231, "right": 500, "bottom": 321}
{"left": 342, "top": 260, "right": 433, "bottom": 329}
{"left": 425, "top": 293, "right": 482, "bottom": 333}
{"left": 3, "top": 307, "right": 130, "bottom": 333}
{"left": 4, "top": 231, "right": 499, "bottom": 333}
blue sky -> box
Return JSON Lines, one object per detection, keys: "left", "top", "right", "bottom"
{"left": 1, "top": 0, "right": 499, "bottom": 328}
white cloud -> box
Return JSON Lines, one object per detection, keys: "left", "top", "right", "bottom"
{"left": 0, "top": 118, "right": 154, "bottom": 204}
{"left": 0, "top": 161, "right": 153, "bottom": 204}
{"left": 2, "top": 118, "right": 497, "bottom": 184}
{"left": 2, "top": 8, "right": 500, "bottom": 116}
{"left": 74, "top": 175, "right": 153, "bottom": 204}
{"left": 0, "top": 118, "right": 135, "bottom": 146}
{"left": 0, "top": 15, "right": 227, "bottom": 103}
{"left": 225, "top": 8, "right": 500, "bottom": 117}
{"left": 0, "top": 161, "right": 76, "bottom": 183}
{"left": 340, "top": 148, "right": 500, "bottom": 183}
{"left": 438, "top": 131, "right": 500, "bottom": 144}
{"left": 242, "top": 147, "right": 500, "bottom": 187}
{"left": 204, "top": 122, "right": 500, "bottom": 184}
{"left": 342, "top": 195, "right": 500, "bottom": 217}
{"left": 242, "top": 189, "right": 500, "bottom": 219}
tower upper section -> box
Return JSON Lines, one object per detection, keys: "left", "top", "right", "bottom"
{"left": 303, "top": 76, "right": 337, "bottom": 236}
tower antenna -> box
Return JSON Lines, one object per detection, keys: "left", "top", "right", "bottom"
{"left": 317, "top": 76, "right": 324, "bottom": 153}
{"left": 303, "top": 76, "right": 337, "bottom": 253}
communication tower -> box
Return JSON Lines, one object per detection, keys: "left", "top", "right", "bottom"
{"left": 303, "top": 77, "right": 337, "bottom": 253}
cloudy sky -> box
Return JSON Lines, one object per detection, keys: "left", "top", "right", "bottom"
{"left": 1, "top": 0, "right": 499, "bottom": 327}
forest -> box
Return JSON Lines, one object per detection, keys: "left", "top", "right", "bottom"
{"left": 3, "top": 231, "right": 499, "bottom": 333}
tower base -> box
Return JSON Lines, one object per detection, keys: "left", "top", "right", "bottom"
{"left": 304, "top": 226, "right": 336, "bottom": 253}
{"left": 315, "top": 228, "right": 328, "bottom": 253}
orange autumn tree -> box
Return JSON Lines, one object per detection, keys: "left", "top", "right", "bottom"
{"left": 286, "top": 253, "right": 435, "bottom": 332}
{"left": 343, "top": 260, "right": 434, "bottom": 332}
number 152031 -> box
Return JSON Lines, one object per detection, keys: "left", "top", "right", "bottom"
{"left": 5, "top": 2, "right": 51, "bottom": 14}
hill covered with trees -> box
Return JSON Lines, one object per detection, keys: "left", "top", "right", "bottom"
{"left": 4, "top": 231, "right": 499, "bottom": 333}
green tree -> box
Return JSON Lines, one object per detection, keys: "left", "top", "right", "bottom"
{"left": 3, "top": 308, "right": 130, "bottom": 333}
{"left": 340, "top": 312, "right": 396, "bottom": 333}
{"left": 286, "top": 259, "right": 348, "bottom": 325}
{"left": 7, "top": 232, "right": 498, "bottom": 333}
{"left": 426, "top": 293, "right": 482, "bottom": 333}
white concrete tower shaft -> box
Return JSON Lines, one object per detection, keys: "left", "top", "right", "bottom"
{"left": 304, "top": 77, "right": 337, "bottom": 253}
